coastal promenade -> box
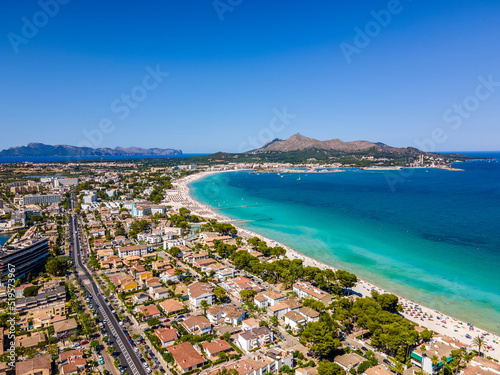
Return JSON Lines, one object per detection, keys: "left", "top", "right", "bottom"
{"left": 172, "top": 171, "right": 500, "bottom": 361}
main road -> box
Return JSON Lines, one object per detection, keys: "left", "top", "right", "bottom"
{"left": 69, "top": 194, "right": 147, "bottom": 375}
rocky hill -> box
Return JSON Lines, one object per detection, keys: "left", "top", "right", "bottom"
{"left": 0, "top": 143, "right": 182, "bottom": 157}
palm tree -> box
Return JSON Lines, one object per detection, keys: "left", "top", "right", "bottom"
{"left": 201, "top": 300, "right": 208, "bottom": 315}
{"left": 441, "top": 356, "right": 452, "bottom": 375}
{"left": 390, "top": 360, "right": 405, "bottom": 375}
{"left": 472, "top": 336, "right": 486, "bottom": 357}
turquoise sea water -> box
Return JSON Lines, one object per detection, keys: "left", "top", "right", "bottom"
{"left": 0, "top": 234, "right": 11, "bottom": 246}
{"left": 190, "top": 155, "right": 500, "bottom": 334}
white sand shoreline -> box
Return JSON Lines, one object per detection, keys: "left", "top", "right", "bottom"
{"left": 172, "top": 170, "right": 500, "bottom": 361}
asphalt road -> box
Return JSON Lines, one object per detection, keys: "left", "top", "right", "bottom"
{"left": 69, "top": 195, "right": 147, "bottom": 375}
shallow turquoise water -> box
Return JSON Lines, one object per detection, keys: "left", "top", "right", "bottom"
{"left": 0, "top": 234, "right": 11, "bottom": 246}
{"left": 190, "top": 157, "right": 500, "bottom": 334}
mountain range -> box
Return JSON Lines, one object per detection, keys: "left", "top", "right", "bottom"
{"left": 0, "top": 143, "right": 182, "bottom": 157}
{"left": 251, "top": 133, "right": 418, "bottom": 154}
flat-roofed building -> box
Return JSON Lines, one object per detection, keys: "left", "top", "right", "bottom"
{"left": 117, "top": 244, "right": 153, "bottom": 258}
{"left": 23, "top": 194, "right": 61, "bottom": 206}
{"left": 0, "top": 227, "right": 49, "bottom": 281}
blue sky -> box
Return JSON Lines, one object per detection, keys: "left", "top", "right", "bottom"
{"left": 1, "top": 0, "right": 499, "bottom": 153}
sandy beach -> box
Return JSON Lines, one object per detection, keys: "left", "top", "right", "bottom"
{"left": 171, "top": 171, "right": 500, "bottom": 361}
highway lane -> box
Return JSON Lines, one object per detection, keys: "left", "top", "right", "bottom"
{"left": 69, "top": 196, "right": 147, "bottom": 375}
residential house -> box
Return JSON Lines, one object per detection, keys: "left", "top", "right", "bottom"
{"left": 33, "top": 314, "right": 66, "bottom": 329}
{"left": 284, "top": 311, "right": 307, "bottom": 332}
{"left": 209, "top": 349, "right": 293, "bottom": 375}
{"left": 159, "top": 299, "right": 185, "bottom": 316}
{"left": 221, "top": 276, "right": 262, "bottom": 298}
{"left": 410, "top": 338, "right": 456, "bottom": 374}
{"left": 152, "top": 261, "right": 171, "bottom": 272}
{"left": 16, "top": 355, "right": 51, "bottom": 375}
{"left": 183, "top": 251, "right": 209, "bottom": 264}
{"left": 59, "top": 349, "right": 84, "bottom": 363}
{"left": 134, "top": 305, "right": 162, "bottom": 321}
{"left": 132, "top": 293, "right": 149, "bottom": 305}
{"left": 335, "top": 353, "right": 365, "bottom": 372}
{"left": 142, "top": 277, "right": 161, "bottom": 287}
{"left": 53, "top": 318, "right": 78, "bottom": 338}
{"left": 117, "top": 276, "right": 137, "bottom": 292}
{"left": 267, "top": 299, "right": 302, "bottom": 319}
{"left": 296, "top": 367, "right": 318, "bottom": 375}
{"left": 293, "top": 281, "right": 332, "bottom": 305}
{"left": 194, "top": 258, "right": 217, "bottom": 269}
{"left": 154, "top": 328, "right": 178, "bottom": 348}
{"left": 16, "top": 331, "right": 47, "bottom": 348}
{"left": 207, "top": 304, "right": 246, "bottom": 325}
{"left": 462, "top": 357, "right": 500, "bottom": 375}
{"left": 148, "top": 282, "right": 163, "bottom": 296}
{"left": 187, "top": 282, "right": 214, "bottom": 308}
{"left": 238, "top": 326, "right": 274, "bottom": 352}
{"left": 97, "top": 249, "right": 114, "bottom": 260}
{"left": 363, "top": 365, "right": 394, "bottom": 375}
{"left": 254, "top": 290, "right": 286, "bottom": 309}
{"left": 167, "top": 342, "right": 206, "bottom": 373}
{"left": 182, "top": 315, "right": 212, "bottom": 336}
{"left": 298, "top": 306, "right": 320, "bottom": 323}
{"left": 160, "top": 267, "right": 187, "bottom": 284}
{"left": 202, "top": 339, "right": 233, "bottom": 359}
{"left": 242, "top": 318, "right": 260, "bottom": 331}
{"left": 152, "top": 287, "right": 170, "bottom": 300}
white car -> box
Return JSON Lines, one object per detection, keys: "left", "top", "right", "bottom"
{"left": 133, "top": 347, "right": 139, "bottom": 353}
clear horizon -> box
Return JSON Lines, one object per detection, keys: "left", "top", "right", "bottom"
{"left": 1, "top": 1, "right": 500, "bottom": 153}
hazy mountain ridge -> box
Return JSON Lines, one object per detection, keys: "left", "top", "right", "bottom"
{"left": 0, "top": 143, "right": 182, "bottom": 157}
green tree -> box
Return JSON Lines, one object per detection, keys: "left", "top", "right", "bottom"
{"left": 240, "top": 289, "right": 257, "bottom": 302}
{"left": 216, "top": 369, "right": 239, "bottom": 375}
{"left": 390, "top": 360, "right": 405, "bottom": 375}
{"left": 147, "top": 318, "right": 160, "bottom": 327}
{"left": 420, "top": 328, "right": 433, "bottom": 342}
{"left": 90, "top": 340, "right": 100, "bottom": 351}
{"left": 270, "top": 316, "right": 279, "bottom": 327}
{"left": 169, "top": 247, "right": 182, "bottom": 258}
{"left": 23, "top": 285, "right": 39, "bottom": 297}
{"left": 318, "top": 362, "right": 345, "bottom": 375}
{"left": 214, "top": 286, "right": 228, "bottom": 302}
{"left": 301, "top": 320, "right": 341, "bottom": 358}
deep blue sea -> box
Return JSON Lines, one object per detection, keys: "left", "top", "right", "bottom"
{"left": 191, "top": 153, "right": 500, "bottom": 333}
{"left": 0, "top": 153, "right": 207, "bottom": 164}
